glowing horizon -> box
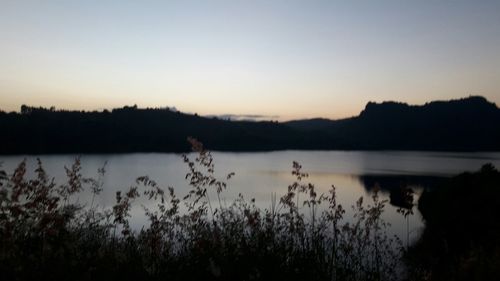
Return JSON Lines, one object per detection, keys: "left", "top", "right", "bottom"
{"left": 1, "top": 1, "right": 500, "bottom": 121}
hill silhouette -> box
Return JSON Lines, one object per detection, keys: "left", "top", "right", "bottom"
{"left": 0, "top": 96, "right": 499, "bottom": 154}
{"left": 286, "top": 96, "right": 500, "bottom": 151}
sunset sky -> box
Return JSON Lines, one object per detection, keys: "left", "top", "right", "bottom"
{"left": 1, "top": 0, "right": 499, "bottom": 120}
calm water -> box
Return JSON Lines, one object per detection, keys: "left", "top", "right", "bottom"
{"left": 2, "top": 150, "right": 500, "bottom": 245}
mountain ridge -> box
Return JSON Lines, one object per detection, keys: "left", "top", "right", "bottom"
{"left": 1, "top": 96, "right": 499, "bottom": 154}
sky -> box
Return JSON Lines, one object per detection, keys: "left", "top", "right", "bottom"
{"left": 1, "top": 0, "right": 500, "bottom": 120}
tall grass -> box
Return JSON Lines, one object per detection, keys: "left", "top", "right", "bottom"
{"left": 0, "top": 138, "right": 403, "bottom": 281}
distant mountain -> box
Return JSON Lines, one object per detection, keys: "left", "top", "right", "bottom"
{"left": 284, "top": 96, "right": 500, "bottom": 151}
{"left": 0, "top": 96, "right": 499, "bottom": 154}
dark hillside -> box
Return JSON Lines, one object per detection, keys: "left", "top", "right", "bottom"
{"left": 1, "top": 96, "right": 499, "bottom": 154}
{"left": 286, "top": 96, "right": 500, "bottom": 151}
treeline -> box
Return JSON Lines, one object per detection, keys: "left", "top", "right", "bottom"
{"left": 287, "top": 96, "right": 500, "bottom": 151}
{"left": 1, "top": 96, "right": 499, "bottom": 154}
{"left": 0, "top": 105, "right": 311, "bottom": 154}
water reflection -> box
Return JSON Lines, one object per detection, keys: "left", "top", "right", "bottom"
{"left": 357, "top": 174, "right": 445, "bottom": 208}
{"left": 1, "top": 150, "right": 499, "bottom": 246}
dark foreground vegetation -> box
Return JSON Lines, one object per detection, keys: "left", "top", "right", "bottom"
{"left": 1, "top": 96, "right": 499, "bottom": 154}
{"left": 407, "top": 163, "right": 500, "bottom": 281}
{"left": 0, "top": 139, "right": 404, "bottom": 281}
{"left": 1, "top": 138, "right": 499, "bottom": 280}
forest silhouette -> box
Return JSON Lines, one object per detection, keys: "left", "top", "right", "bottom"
{"left": 1, "top": 96, "right": 499, "bottom": 154}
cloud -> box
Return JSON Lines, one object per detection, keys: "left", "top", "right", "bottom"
{"left": 205, "top": 114, "right": 280, "bottom": 122}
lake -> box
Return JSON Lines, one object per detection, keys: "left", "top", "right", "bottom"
{"left": 1, "top": 150, "right": 500, "bottom": 245}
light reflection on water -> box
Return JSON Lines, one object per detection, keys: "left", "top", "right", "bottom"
{"left": 1, "top": 150, "right": 499, "bottom": 245}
